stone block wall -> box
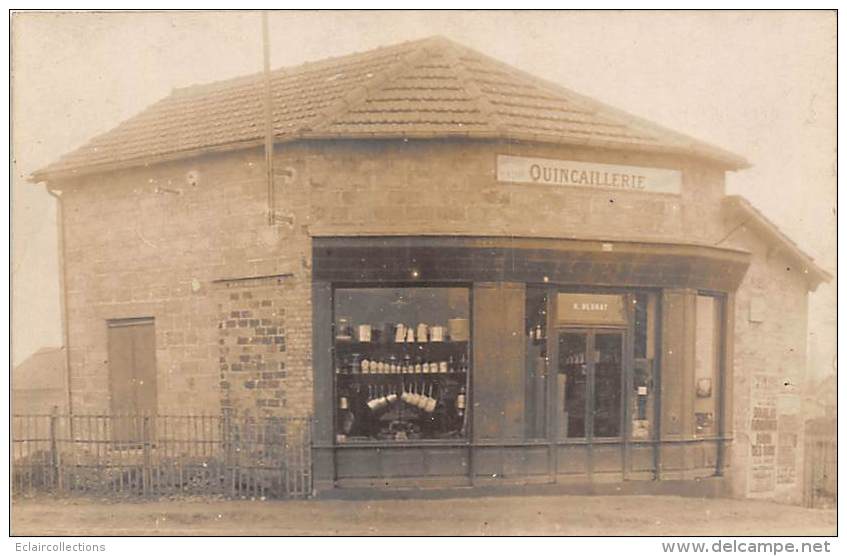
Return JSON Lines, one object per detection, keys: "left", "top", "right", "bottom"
{"left": 57, "top": 147, "right": 312, "bottom": 420}
{"left": 52, "top": 136, "right": 814, "bottom": 502}
{"left": 727, "top": 227, "right": 811, "bottom": 504}
{"left": 54, "top": 137, "right": 732, "bottom": 435}
{"left": 301, "top": 139, "right": 727, "bottom": 246}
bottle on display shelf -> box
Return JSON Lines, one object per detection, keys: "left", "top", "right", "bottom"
{"left": 456, "top": 385, "right": 466, "bottom": 418}
{"left": 336, "top": 387, "right": 353, "bottom": 440}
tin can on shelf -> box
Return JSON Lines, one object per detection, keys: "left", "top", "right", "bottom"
{"left": 430, "top": 326, "right": 445, "bottom": 342}
{"left": 336, "top": 316, "right": 353, "bottom": 340}
{"left": 416, "top": 323, "right": 429, "bottom": 343}
{"left": 448, "top": 318, "right": 469, "bottom": 342}
{"left": 395, "top": 323, "right": 406, "bottom": 343}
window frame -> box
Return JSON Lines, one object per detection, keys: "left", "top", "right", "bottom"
{"left": 693, "top": 291, "right": 727, "bottom": 439}
{"left": 330, "top": 282, "right": 473, "bottom": 444}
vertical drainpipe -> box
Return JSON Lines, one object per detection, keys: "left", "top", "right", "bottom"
{"left": 46, "top": 186, "right": 74, "bottom": 431}
{"left": 262, "top": 11, "right": 275, "bottom": 225}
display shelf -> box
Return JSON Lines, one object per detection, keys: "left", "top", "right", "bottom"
{"left": 335, "top": 340, "right": 468, "bottom": 356}
{"left": 336, "top": 371, "right": 467, "bottom": 380}
{"left": 332, "top": 287, "right": 471, "bottom": 443}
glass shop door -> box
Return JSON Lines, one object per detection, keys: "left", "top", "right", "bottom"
{"left": 556, "top": 329, "right": 624, "bottom": 440}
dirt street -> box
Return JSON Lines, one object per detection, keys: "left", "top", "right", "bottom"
{"left": 11, "top": 493, "right": 836, "bottom": 536}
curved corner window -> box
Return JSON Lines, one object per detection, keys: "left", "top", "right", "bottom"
{"left": 694, "top": 294, "right": 723, "bottom": 437}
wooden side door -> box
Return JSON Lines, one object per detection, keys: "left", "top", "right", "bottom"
{"left": 131, "top": 321, "right": 158, "bottom": 415}
{"left": 108, "top": 318, "right": 157, "bottom": 443}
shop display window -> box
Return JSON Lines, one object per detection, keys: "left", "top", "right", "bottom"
{"left": 632, "top": 293, "right": 657, "bottom": 440}
{"left": 593, "top": 332, "right": 622, "bottom": 438}
{"left": 558, "top": 331, "right": 587, "bottom": 438}
{"left": 695, "top": 294, "right": 722, "bottom": 437}
{"left": 525, "top": 287, "right": 548, "bottom": 439}
{"left": 333, "top": 287, "right": 470, "bottom": 442}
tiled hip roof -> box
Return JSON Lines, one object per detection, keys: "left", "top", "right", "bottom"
{"left": 32, "top": 36, "right": 748, "bottom": 181}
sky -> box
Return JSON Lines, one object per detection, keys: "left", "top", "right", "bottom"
{"left": 10, "top": 10, "right": 836, "bottom": 373}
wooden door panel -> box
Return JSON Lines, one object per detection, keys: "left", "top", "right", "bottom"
{"left": 108, "top": 319, "right": 156, "bottom": 443}
{"left": 500, "top": 283, "right": 526, "bottom": 438}
{"left": 472, "top": 283, "right": 526, "bottom": 440}
{"left": 472, "top": 283, "right": 502, "bottom": 439}
{"left": 108, "top": 325, "right": 136, "bottom": 414}
{"left": 131, "top": 322, "right": 157, "bottom": 414}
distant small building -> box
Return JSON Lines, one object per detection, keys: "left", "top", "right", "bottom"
{"left": 802, "top": 374, "right": 836, "bottom": 507}
{"left": 12, "top": 347, "right": 67, "bottom": 414}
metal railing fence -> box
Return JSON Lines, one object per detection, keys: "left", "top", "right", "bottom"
{"left": 11, "top": 410, "right": 312, "bottom": 499}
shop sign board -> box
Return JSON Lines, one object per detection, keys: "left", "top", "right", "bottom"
{"left": 496, "top": 154, "right": 682, "bottom": 195}
{"left": 557, "top": 293, "right": 626, "bottom": 326}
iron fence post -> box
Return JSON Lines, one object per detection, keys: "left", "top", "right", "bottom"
{"left": 142, "top": 415, "right": 152, "bottom": 496}
{"left": 49, "top": 406, "right": 62, "bottom": 492}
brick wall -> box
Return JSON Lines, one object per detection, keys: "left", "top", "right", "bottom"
{"left": 218, "top": 278, "right": 289, "bottom": 415}
{"left": 215, "top": 275, "right": 313, "bottom": 418}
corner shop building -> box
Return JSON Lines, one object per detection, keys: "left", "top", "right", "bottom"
{"left": 32, "top": 37, "right": 830, "bottom": 502}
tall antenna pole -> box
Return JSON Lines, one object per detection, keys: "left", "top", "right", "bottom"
{"left": 262, "top": 11, "right": 275, "bottom": 225}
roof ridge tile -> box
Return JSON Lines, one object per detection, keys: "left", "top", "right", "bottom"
{"left": 439, "top": 40, "right": 503, "bottom": 135}
{"left": 307, "top": 41, "right": 436, "bottom": 135}
{"left": 448, "top": 40, "right": 749, "bottom": 168}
